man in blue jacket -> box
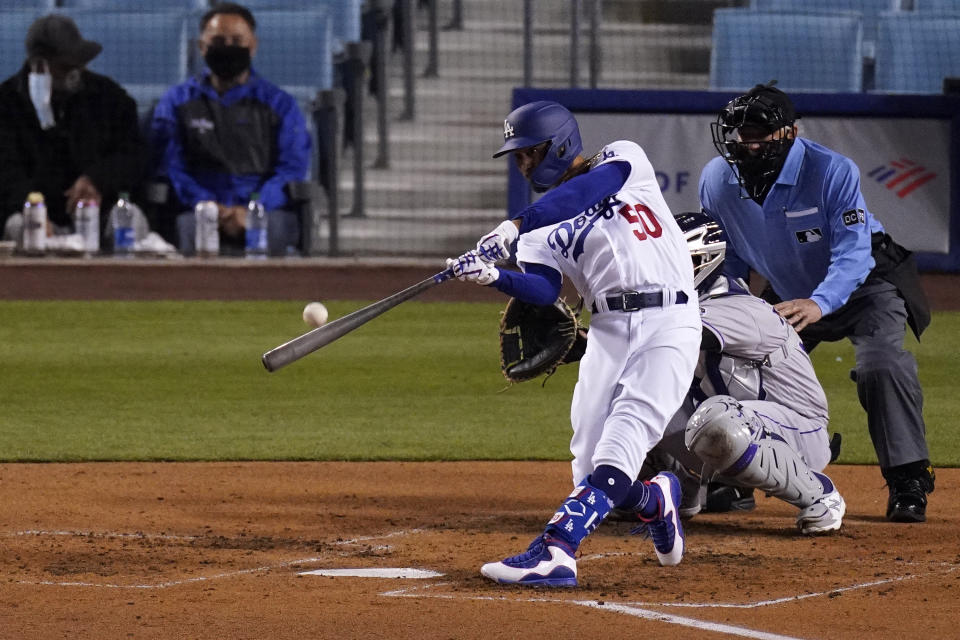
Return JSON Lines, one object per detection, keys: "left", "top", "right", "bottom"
{"left": 699, "top": 83, "right": 934, "bottom": 523}
{"left": 152, "top": 3, "right": 310, "bottom": 256}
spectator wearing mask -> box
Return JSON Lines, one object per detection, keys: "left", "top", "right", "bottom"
{"left": 0, "top": 14, "right": 147, "bottom": 243}
{"left": 151, "top": 2, "right": 311, "bottom": 257}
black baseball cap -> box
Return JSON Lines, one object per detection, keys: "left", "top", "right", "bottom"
{"left": 25, "top": 14, "right": 102, "bottom": 68}
{"left": 737, "top": 82, "right": 796, "bottom": 132}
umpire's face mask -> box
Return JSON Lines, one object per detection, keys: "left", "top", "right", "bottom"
{"left": 205, "top": 44, "right": 251, "bottom": 81}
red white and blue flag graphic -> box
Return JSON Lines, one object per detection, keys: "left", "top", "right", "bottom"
{"left": 867, "top": 158, "right": 937, "bottom": 199}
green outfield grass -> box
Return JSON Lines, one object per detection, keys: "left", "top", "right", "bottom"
{"left": 0, "top": 300, "right": 956, "bottom": 466}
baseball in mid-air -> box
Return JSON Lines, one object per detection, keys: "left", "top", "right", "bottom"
{"left": 302, "top": 301, "right": 329, "bottom": 328}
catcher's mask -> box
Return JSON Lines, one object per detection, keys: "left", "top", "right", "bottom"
{"left": 711, "top": 82, "right": 796, "bottom": 198}
{"left": 493, "top": 100, "right": 583, "bottom": 192}
{"left": 675, "top": 211, "right": 726, "bottom": 290}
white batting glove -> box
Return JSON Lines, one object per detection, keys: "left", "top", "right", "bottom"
{"left": 476, "top": 220, "right": 519, "bottom": 263}
{"left": 446, "top": 251, "right": 500, "bottom": 286}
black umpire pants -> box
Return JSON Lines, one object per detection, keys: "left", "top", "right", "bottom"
{"left": 773, "top": 233, "right": 932, "bottom": 471}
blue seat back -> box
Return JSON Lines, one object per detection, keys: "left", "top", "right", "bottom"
{"left": 58, "top": 10, "right": 189, "bottom": 118}
{"left": 913, "top": 0, "right": 960, "bottom": 9}
{"left": 750, "top": 0, "right": 897, "bottom": 52}
{"left": 711, "top": 9, "right": 864, "bottom": 92}
{"left": 0, "top": 0, "right": 55, "bottom": 8}
{"left": 875, "top": 12, "right": 960, "bottom": 93}
{"left": 0, "top": 11, "right": 43, "bottom": 80}
{"left": 252, "top": 9, "right": 333, "bottom": 99}
{"left": 59, "top": 0, "right": 207, "bottom": 8}
{"left": 239, "top": 0, "right": 362, "bottom": 56}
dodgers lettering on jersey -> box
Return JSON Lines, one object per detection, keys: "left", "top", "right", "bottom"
{"left": 516, "top": 141, "right": 694, "bottom": 307}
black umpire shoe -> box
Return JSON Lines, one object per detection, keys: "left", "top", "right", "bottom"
{"left": 885, "top": 464, "right": 936, "bottom": 523}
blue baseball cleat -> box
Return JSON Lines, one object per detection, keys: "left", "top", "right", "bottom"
{"left": 480, "top": 534, "right": 578, "bottom": 587}
{"left": 639, "top": 472, "right": 685, "bottom": 567}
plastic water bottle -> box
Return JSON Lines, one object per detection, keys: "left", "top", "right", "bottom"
{"left": 194, "top": 200, "right": 219, "bottom": 257}
{"left": 74, "top": 199, "right": 100, "bottom": 255}
{"left": 110, "top": 192, "right": 135, "bottom": 257}
{"left": 244, "top": 192, "right": 267, "bottom": 260}
{"left": 22, "top": 192, "right": 47, "bottom": 256}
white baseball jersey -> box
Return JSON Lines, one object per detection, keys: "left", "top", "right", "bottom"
{"left": 516, "top": 140, "right": 701, "bottom": 485}
{"left": 516, "top": 141, "right": 695, "bottom": 311}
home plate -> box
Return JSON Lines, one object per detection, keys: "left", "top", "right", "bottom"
{"left": 299, "top": 568, "right": 444, "bottom": 579}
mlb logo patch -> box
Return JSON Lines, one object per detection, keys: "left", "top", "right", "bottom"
{"left": 842, "top": 208, "right": 865, "bottom": 226}
{"left": 795, "top": 228, "right": 823, "bottom": 244}
{"left": 188, "top": 117, "right": 214, "bottom": 133}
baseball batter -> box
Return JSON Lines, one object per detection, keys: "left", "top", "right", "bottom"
{"left": 448, "top": 100, "right": 700, "bottom": 586}
{"left": 648, "top": 212, "right": 845, "bottom": 534}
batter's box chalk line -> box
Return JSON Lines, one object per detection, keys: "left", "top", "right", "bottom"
{"left": 6, "top": 527, "right": 430, "bottom": 590}
{"left": 380, "top": 563, "right": 959, "bottom": 640}
{"left": 377, "top": 563, "right": 959, "bottom": 607}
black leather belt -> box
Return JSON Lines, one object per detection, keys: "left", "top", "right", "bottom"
{"left": 592, "top": 290, "right": 688, "bottom": 313}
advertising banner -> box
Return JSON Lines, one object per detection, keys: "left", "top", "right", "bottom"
{"left": 576, "top": 113, "right": 951, "bottom": 253}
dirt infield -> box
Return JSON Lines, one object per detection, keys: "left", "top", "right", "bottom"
{"left": 1, "top": 462, "right": 958, "bottom": 639}
{"left": 1, "top": 260, "right": 958, "bottom": 638}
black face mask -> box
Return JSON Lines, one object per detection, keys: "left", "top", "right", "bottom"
{"left": 204, "top": 44, "right": 251, "bottom": 81}
{"left": 734, "top": 138, "right": 794, "bottom": 204}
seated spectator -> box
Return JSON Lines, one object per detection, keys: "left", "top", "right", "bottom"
{"left": 0, "top": 14, "right": 147, "bottom": 245}
{"left": 151, "top": 2, "right": 311, "bottom": 257}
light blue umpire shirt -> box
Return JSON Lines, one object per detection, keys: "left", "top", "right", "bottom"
{"left": 699, "top": 137, "right": 885, "bottom": 317}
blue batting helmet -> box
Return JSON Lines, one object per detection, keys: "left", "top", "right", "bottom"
{"left": 493, "top": 100, "right": 583, "bottom": 191}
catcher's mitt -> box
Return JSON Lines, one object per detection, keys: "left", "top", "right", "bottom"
{"left": 499, "top": 297, "right": 586, "bottom": 383}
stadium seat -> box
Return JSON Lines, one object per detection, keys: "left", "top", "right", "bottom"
{"left": 0, "top": 11, "right": 44, "bottom": 80}
{"left": 0, "top": 0, "right": 54, "bottom": 9}
{"left": 875, "top": 12, "right": 960, "bottom": 93}
{"left": 248, "top": 9, "right": 333, "bottom": 102}
{"left": 913, "top": 0, "right": 960, "bottom": 9}
{"left": 749, "top": 0, "right": 898, "bottom": 59}
{"left": 239, "top": 0, "right": 362, "bottom": 57}
{"left": 710, "top": 9, "right": 864, "bottom": 92}
{"left": 58, "top": 0, "right": 207, "bottom": 9}
{"left": 57, "top": 10, "right": 190, "bottom": 117}
{"left": 0, "top": 0, "right": 55, "bottom": 10}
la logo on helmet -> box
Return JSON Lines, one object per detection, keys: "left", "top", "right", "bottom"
{"left": 503, "top": 119, "right": 515, "bottom": 139}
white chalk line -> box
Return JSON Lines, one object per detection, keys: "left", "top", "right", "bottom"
{"left": 5, "top": 527, "right": 427, "bottom": 590}
{"left": 615, "top": 564, "right": 960, "bottom": 609}
{"left": 5, "top": 529, "right": 200, "bottom": 542}
{"left": 379, "top": 563, "right": 960, "bottom": 639}
{"left": 380, "top": 583, "right": 807, "bottom": 639}
{"left": 17, "top": 555, "right": 325, "bottom": 590}
{"left": 575, "top": 601, "right": 807, "bottom": 640}
{"left": 380, "top": 562, "right": 959, "bottom": 609}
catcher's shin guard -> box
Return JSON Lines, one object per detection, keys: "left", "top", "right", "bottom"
{"left": 685, "top": 396, "right": 826, "bottom": 509}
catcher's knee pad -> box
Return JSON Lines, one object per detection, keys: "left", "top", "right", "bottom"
{"left": 685, "top": 396, "right": 759, "bottom": 472}
{"left": 686, "top": 396, "right": 825, "bottom": 509}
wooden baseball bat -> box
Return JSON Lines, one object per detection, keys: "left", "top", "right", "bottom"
{"left": 262, "top": 268, "right": 454, "bottom": 372}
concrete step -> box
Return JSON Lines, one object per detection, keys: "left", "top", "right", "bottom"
{"left": 417, "top": 0, "right": 574, "bottom": 25}
{"left": 407, "top": 23, "right": 711, "bottom": 76}
{"left": 315, "top": 211, "right": 505, "bottom": 257}
{"left": 340, "top": 170, "right": 506, "bottom": 209}
{"left": 359, "top": 120, "right": 503, "bottom": 161}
